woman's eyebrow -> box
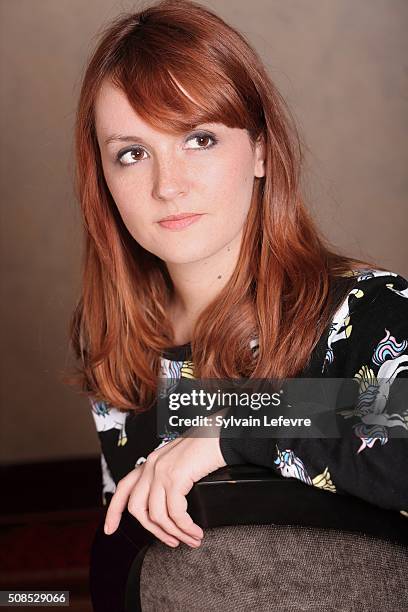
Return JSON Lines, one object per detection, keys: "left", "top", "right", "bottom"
{"left": 104, "top": 134, "right": 146, "bottom": 146}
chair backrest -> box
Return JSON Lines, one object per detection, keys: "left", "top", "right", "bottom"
{"left": 186, "top": 465, "right": 408, "bottom": 542}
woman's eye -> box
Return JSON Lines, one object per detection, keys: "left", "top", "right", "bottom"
{"left": 117, "top": 147, "right": 148, "bottom": 166}
{"left": 186, "top": 133, "right": 217, "bottom": 149}
{"left": 116, "top": 132, "right": 217, "bottom": 166}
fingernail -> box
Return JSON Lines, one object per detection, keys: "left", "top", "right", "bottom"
{"left": 104, "top": 523, "right": 111, "bottom": 535}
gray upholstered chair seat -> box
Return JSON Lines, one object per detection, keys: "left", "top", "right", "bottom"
{"left": 139, "top": 524, "right": 408, "bottom": 611}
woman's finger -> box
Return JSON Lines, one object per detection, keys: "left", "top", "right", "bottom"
{"left": 104, "top": 465, "right": 144, "bottom": 534}
{"left": 131, "top": 506, "right": 180, "bottom": 548}
{"left": 166, "top": 476, "right": 204, "bottom": 539}
{"left": 127, "top": 465, "right": 181, "bottom": 547}
{"left": 147, "top": 478, "right": 202, "bottom": 547}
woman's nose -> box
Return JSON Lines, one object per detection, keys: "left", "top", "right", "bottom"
{"left": 152, "top": 158, "right": 188, "bottom": 201}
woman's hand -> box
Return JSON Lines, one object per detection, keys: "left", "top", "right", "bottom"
{"left": 103, "top": 428, "right": 227, "bottom": 548}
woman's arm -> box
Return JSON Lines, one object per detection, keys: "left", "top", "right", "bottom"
{"left": 219, "top": 272, "right": 408, "bottom": 514}
{"left": 89, "top": 395, "right": 160, "bottom": 499}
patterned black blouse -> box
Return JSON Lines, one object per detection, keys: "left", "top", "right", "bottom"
{"left": 90, "top": 268, "right": 408, "bottom": 517}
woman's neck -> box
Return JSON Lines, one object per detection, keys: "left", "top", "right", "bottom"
{"left": 166, "top": 230, "right": 242, "bottom": 345}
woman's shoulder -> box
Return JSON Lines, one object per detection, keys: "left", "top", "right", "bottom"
{"left": 334, "top": 267, "right": 408, "bottom": 318}
{"left": 339, "top": 267, "right": 407, "bottom": 289}
{"left": 323, "top": 267, "right": 408, "bottom": 376}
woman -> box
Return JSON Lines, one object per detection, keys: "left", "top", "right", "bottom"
{"left": 67, "top": 0, "right": 408, "bottom": 609}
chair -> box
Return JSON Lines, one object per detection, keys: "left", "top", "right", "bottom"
{"left": 124, "top": 465, "right": 408, "bottom": 611}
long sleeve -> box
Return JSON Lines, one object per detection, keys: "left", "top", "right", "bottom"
{"left": 89, "top": 398, "right": 127, "bottom": 505}
{"left": 89, "top": 395, "right": 166, "bottom": 505}
{"left": 219, "top": 270, "right": 408, "bottom": 515}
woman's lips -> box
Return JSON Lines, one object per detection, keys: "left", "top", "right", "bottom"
{"left": 158, "top": 214, "right": 204, "bottom": 230}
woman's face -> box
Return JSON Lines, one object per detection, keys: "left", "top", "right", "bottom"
{"left": 94, "top": 79, "right": 265, "bottom": 265}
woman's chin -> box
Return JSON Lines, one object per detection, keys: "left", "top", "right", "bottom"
{"left": 160, "top": 247, "right": 218, "bottom": 266}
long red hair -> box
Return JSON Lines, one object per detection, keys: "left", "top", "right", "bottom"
{"left": 65, "top": 0, "right": 381, "bottom": 412}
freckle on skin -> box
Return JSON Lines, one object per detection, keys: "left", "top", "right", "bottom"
{"left": 217, "top": 275, "right": 222, "bottom": 279}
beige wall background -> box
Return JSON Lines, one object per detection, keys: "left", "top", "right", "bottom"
{"left": 1, "top": 0, "right": 407, "bottom": 464}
